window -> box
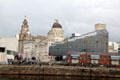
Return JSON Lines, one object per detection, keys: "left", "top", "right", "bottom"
{"left": 0, "top": 47, "right": 5, "bottom": 52}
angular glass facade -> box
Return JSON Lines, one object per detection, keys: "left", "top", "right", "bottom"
{"left": 49, "top": 29, "right": 108, "bottom": 56}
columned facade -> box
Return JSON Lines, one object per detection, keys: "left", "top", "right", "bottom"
{"left": 48, "top": 20, "right": 64, "bottom": 60}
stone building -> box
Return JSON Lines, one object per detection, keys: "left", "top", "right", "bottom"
{"left": 23, "top": 40, "right": 34, "bottom": 60}
{"left": 18, "top": 18, "right": 31, "bottom": 53}
{"left": 48, "top": 20, "right": 64, "bottom": 45}
{"left": 19, "top": 18, "right": 64, "bottom": 62}
{"left": 47, "top": 20, "right": 64, "bottom": 60}
{"left": 24, "top": 36, "right": 50, "bottom": 62}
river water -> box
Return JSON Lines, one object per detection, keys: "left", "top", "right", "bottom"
{"left": 0, "top": 75, "right": 120, "bottom": 80}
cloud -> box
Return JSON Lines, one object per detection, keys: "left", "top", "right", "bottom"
{"left": 0, "top": 0, "right": 120, "bottom": 41}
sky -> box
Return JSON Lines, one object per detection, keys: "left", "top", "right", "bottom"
{"left": 0, "top": 0, "right": 120, "bottom": 42}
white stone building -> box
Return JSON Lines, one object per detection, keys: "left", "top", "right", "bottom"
{"left": 48, "top": 20, "right": 64, "bottom": 45}
{"left": 33, "top": 36, "right": 50, "bottom": 62}
{"left": 24, "top": 40, "right": 35, "bottom": 60}
{"left": 24, "top": 36, "right": 50, "bottom": 62}
{"left": 21, "top": 19, "right": 64, "bottom": 62}
{"left": 47, "top": 20, "right": 64, "bottom": 60}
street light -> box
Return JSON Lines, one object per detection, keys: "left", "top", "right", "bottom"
{"left": 85, "top": 36, "right": 88, "bottom": 66}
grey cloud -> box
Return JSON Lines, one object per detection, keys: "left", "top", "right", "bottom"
{"left": 0, "top": 0, "right": 120, "bottom": 41}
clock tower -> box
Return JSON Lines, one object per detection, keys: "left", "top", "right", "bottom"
{"left": 18, "top": 18, "right": 31, "bottom": 53}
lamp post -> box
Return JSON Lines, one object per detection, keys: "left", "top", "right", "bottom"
{"left": 85, "top": 36, "right": 88, "bottom": 66}
{"left": 65, "top": 37, "right": 69, "bottom": 64}
{"left": 66, "top": 37, "right": 69, "bottom": 53}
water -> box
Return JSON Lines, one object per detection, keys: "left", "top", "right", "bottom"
{"left": 0, "top": 75, "right": 120, "bottom": 80}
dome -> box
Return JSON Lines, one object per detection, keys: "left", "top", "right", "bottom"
{"left": 52, "top": 19, "right": 62, "bottom": 28}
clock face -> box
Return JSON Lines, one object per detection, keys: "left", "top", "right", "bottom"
{"left": 24, "top": 28, "right": 28, "bottom": 31}
{"left": 27, "top": 31, "right": 30, "bottom": 34}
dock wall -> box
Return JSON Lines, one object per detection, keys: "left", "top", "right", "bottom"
{"left": 0, "top": 65, "right": 120, "bottom": 78}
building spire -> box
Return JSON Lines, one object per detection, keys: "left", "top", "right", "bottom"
{"left": 23, "top": 16, "right": 28, "bottom": 25}
{"left": 19, "top": 16, "right": 31, "bottom": 53}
